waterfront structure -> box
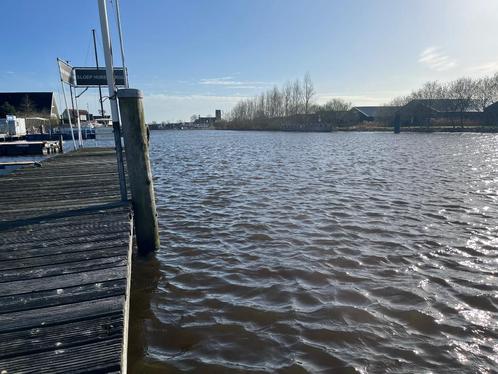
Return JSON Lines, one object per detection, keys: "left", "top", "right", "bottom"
{"left": 398, "top": 99, "right": 481, "bottom": 125}
{"left": 483, "top": 101, "right": 498, "bottom": 125}
{"left": 194, "top": 109, "right": 222, "bottom": 127}
{"left": 0, "top": 92, "right": 59, "bottom": 121}
{"left": 349, "top": 100, "right": 490, "bottom": 126}
{"left": 93, "top": 114, "right": 112, "bottom": 126}
{"left": 350, "top": 106, "right": 400, "bottom": 122}
{"left": 62, "top": 108, "right": 90, "bottom": 124}
{"left": 0, "top": 115, "right": 26, "bottom": 136}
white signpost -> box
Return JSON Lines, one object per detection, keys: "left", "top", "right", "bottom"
{"left": 57, "top": 58, "right": 77, "bottom": 149}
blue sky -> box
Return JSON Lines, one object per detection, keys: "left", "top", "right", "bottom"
{"left": 2, "top": 0, "right": 498, "bottom": 122}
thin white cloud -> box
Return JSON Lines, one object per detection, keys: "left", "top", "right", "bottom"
{"left": 146, "top": 93, "right": 248, "bottom": 102}
{"left": 418, "top": 47, "right": 457, "bottom": 71}
{"left": 199, "top": 76, "right": 272, "bottom": 89}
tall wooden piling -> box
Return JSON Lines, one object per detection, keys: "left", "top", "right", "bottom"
{"left": 117, "top": 89, "right": 160, "bottom": 254}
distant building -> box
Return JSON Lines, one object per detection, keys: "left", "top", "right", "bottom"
{"left": 483, "top": 102, "right": 498, "bottom": 125}
{"left": 194, "top": 110, "right": 222, "bottom": 127}
{"left": 350, "top": 106, "right": 400, "bottom": 122}
{"left": 0, "top": 92, "right": 59, "bottom": 120}
{"left": 398, "top": 99, "right": 481, "bottom": 125}
{"left": 0, "top": 115, "right": 26, "bottom": 136}
{"left": 62, "top": 109, "right": 90, "bottom": 124}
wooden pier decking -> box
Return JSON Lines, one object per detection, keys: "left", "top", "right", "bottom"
{"left": 0, "top": 148, "right": 133, "bottom": 373}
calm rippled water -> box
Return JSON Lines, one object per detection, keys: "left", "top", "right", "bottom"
{"left": 135, "top": 130, "right": 498, "bottom": 373}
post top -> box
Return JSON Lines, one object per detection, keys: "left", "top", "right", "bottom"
{"left": 117, "top": 88, "right": 143, "bottom": 99}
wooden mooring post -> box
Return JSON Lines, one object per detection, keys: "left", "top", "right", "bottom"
{"left": 117, "top": 88, "right": 160, "bottom": 255}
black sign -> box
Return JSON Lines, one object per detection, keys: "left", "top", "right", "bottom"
{"left": 74, "top": 67, "right": 126, "bottom": 87}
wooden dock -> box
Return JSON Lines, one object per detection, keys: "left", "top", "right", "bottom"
{"left": 0, "top": 148, "right": 133, "bottom": 373}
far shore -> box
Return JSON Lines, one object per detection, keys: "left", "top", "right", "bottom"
{"left": 150, "top": 125, "right": 498, "bottom": 134}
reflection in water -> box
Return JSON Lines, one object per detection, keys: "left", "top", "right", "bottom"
{"left": 130, "top": 131, "right": 498, "bottom": 373}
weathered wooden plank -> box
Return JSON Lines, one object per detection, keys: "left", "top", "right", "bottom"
{"left": 0, "top": 279, "right": 127, "bottom": 314}
{"left": 0, "top": 197, "right": 124, "bottom": 215}
{"left": 0, "top": 296, "right": 124, "bottom": 333}
{"left": 0, "top": 221, "right": 129, "bottom": 245}
{"left": 0, "top": 266, "right": 127, "bottom": 297}
{"left": 0, "top": 231, "right": 128, "bottom": 252}
{"left": 0, "top": 238, "right": 130, "bottom": 261}
{"left": 0, "top": 247, "right": 128, "bottom": 271}
{"left": 0, "top": 224, "right": 130, "bottom": 246}
{"left": 0, "top": 338, "right": 122, "bottom": 374}
{"left": 0, "top": 256, "right": 127, "bottom": 282}
{"left": 0, "top": 314, "right": 123, "bottom": 360}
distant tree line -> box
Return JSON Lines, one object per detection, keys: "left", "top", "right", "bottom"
{"left": 0, "top": 95, "right": 44, "bottom": 118}
{"left": 219, "top": 72, "right": 498, "bottom": 131}
{"left": 0, "top": 102, "right": 16, "bottom": 117}
{"left": 388, "top": 74, "right": 498, "bottom": 112}
{"left": 223, "top": 73, "right": 355, "bottom": 130}
{"left": 228, "top": 73, "right": 317, "bottom": 122}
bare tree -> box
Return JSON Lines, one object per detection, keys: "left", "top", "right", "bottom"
{"left": 0, "top": 101, "right": 16, "bottom": 117}
{"left": 256, "top": 93, "right": 266, "bottom": 119}
{"left": 19, "top": 94, "right": 35, "bottom": 116}
{"left": 320, "top": 98, "right": 351, "bottom": 112}
{"left": 290, "top": 79, "right": 303, "bottom": 115}
{"left": 303, "top": 72, "right": 315, "bottom": 115}
{"left": 413, "top": 81, "right": 446, "bottom": 101}
{"left": 474, "top": 76, "right": 497, "bottom": 111}
{"left": 447, "top": 77, "right": 478, "bottom": 126}
{"left": 388, "top": 95, "right": 412, "bottom": 107}
{"left": 283, "top": 81, "right": 292, "bottom": 117}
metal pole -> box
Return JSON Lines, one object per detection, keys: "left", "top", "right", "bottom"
{"left": 58, "top": 80, "right": 77, "bottom": 150}
{"left": 68, "top": 85, "right": 81, "bottom": 148}
{"left": 92, "top": 29, "right": 105, "bottom": 118}
{"left": 74, "top": 88, "right": 83, "bottom": 147}
{"left": 114, "top": 0, "right": 129, "bottom": 88}
{"left": 98, "top": 0, "right": 127, "bottom": 201}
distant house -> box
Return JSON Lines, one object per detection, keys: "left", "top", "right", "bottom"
{"left": 62, "top": 109, "right": 90, "bottom": 124}
{"left": 350, "top": 106, "right": 400, "bottom": 122}
{"left": 194, "top": 116, "right": 216, "bottom": 126}
{"left": 193, "top": 109, "right": 222, "bottom": 128}
{"left": 398, "top": 99, "right": 481, "bottom": 125}
{"left": 318, "top": 110, "right": 355, "bottom": 126}
{"left": 484, "top": 102, "right": 498, "bottom": 125}
{"left": 0, "top": 92, "right": 59, "bottom": 120}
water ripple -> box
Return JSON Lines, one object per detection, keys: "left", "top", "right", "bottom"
{"left": 137, "top": 131, "right": 498, "bottom": 373}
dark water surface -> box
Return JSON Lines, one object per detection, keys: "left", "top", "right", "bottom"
{"left": 133, "top": 130, "right": 498, "bottom": 373}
